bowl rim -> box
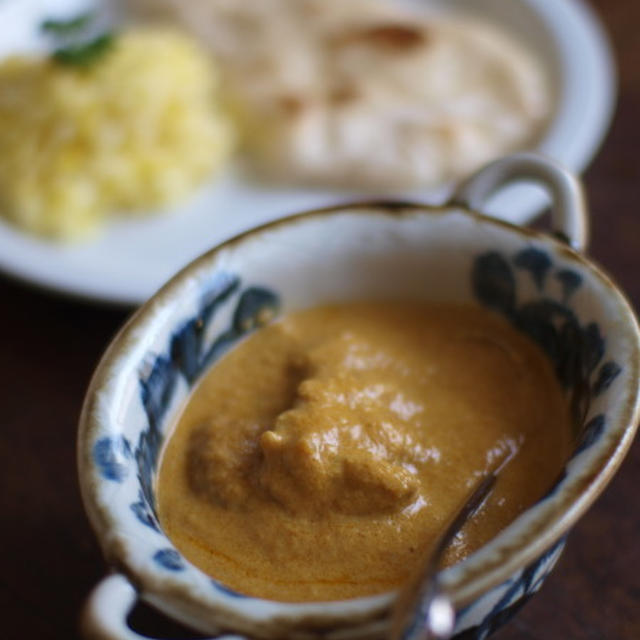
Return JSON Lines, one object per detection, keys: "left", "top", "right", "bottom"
{"left": 78, "top": 200, "right": 640, "bottom": 630}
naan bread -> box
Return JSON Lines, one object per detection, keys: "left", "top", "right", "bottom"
{"left": 130, "top": 0, "right": 552, "bottom": 189}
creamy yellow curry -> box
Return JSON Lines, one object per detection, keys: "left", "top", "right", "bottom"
{"left": 157, "top": 302, "right": 571, "bottom": 602}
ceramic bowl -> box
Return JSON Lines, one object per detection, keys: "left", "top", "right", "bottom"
{"left": 78, "top": 153, "right": 640, "bottom": 640}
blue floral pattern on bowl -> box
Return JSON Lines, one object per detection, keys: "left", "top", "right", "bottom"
{"left": 91, "top": 276, "right": 281, "bottom": 589}
{"left": 473, "top": 247, "right": 621, "bottom": 464}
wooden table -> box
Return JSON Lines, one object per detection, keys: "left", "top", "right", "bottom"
{"left": 1, "top": 1, "right": 638, "bottom": 638}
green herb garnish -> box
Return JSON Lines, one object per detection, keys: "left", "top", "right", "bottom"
{"left": 52, "top": 33, "right": 115, "bottom": 67}
{"left": 41, "top": 12, "right": 94, "bottom": 35}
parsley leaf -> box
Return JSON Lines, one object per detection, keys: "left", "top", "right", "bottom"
{"left": 41, "top": 12, "right": 94, "bottom": 35}
{"left": 52, "top": 33, "right": 115, "bottom": 67}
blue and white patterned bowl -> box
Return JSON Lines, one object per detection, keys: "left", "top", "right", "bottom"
{"left": 78, "top": 154, "right": 640, "bottom": 640}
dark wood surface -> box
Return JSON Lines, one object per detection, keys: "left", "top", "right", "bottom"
{"left": 1, "top": 1, "right": 638, "bottom": 638}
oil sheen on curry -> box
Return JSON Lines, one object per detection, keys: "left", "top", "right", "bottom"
{"left": 157, "top": 301, "right": 571, "bottom": 602}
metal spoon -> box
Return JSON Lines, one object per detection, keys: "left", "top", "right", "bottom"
{"left": 389, "top": 471, "right": 498, "bottom": 640}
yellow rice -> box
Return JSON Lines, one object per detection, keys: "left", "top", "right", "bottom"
{"left": 0, "top": 28, "right": 234, "bottom": 239}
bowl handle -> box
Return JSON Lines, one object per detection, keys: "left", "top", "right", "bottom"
{"left": 450, "top": 152, "right": 589, "bottom": 252}
{"left": 81, "top": 574, "right": 247, "bottom": 640}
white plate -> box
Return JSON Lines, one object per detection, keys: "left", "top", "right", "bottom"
{"left": 0, "top": 0, "right": 615, "bottom": 305}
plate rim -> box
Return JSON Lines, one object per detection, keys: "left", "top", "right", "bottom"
{"left": 0, "top": 0, "right": 617, "bottom": 306}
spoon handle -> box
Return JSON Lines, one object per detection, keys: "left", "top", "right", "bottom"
{"left": 389, "top": 472, "right": 498, "bottom": 640}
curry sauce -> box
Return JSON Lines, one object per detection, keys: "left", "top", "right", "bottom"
{"left": 157, "top": 302, "right": 571, "bottom": 601}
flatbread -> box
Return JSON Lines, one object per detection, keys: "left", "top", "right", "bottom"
{"left": 130, "top": 0, "right": 552, "bottom": 188}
